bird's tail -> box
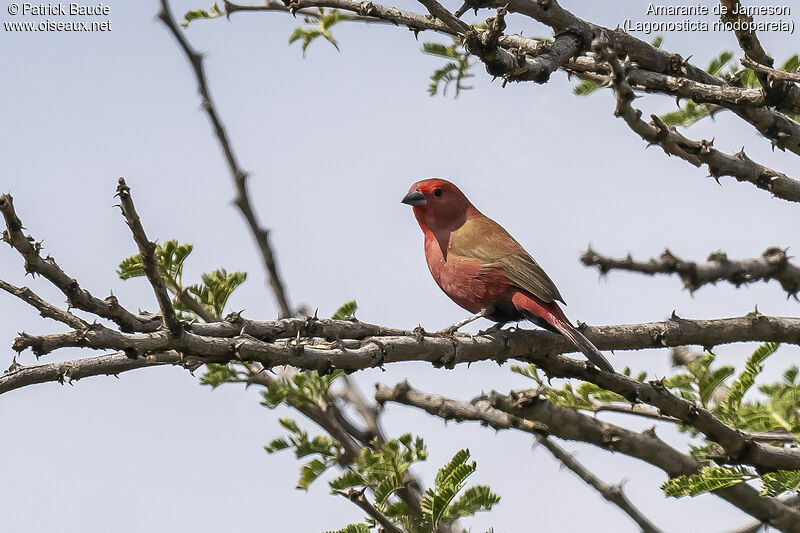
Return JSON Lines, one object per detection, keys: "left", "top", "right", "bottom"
{"left": 511, "top": 292, "right": 614, "bottom": 373}
{"left": 551, "top": 320, "right": 614, "bottom": 373}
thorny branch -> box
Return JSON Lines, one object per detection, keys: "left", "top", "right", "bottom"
{"left": 212, "top": 0, "right": 800, "bottom": 156}
{"left": 743, "top": 57, "right": 800, "bottom": 84}
{"left": 582, "top": 247, "right": 800, "bottom": 299}
{"left": 116, "top": 178, "right": 183, "bottom": 336}
{"left": 534, "top": 436, "right": 664, "bottom": 533}
{"left": 4, "top": 0, "right": 800, "bottom": 530}
{"left": 201, "top": 0, "right": 800, "bottom": 203}
{"left": 332, "top": 488, "right": 405, "bottom": 533}
{"left": 158, "top": 0, "right": 292, "bottom": 319}
{"left": 0, "top": 194, "right": 161, "bottom": 333}
{"left": 5, "top": 179, "right": 800, "bottom": 477}
{"left": 594, "top": 43, "right": 800, "bottom": 203}
{"left": 375, "top": 382, "right": 800, "bottom": 532}
{"left": 160, "top": 0, "right": 429, "bottom": 519}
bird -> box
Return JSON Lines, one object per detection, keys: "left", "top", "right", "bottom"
{"left": 401, "top": 178, "right": 614, "bottom": 373}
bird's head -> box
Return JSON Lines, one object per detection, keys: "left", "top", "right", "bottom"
{"left": 401, "top": 178, "right": 475, "bottom": 233}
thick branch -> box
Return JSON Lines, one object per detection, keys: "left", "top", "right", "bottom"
{"left": 375, "top": 382, "right": 800, "bottom": 532}
{"left": 14, "top": 312, "right": 800, "bottom": 370}
{"left": 15, "top": 308, "right": 800, "bottom": 471}
{"left": 582, "top": 247, "right": 800, "bottom": 298}
{"left": 496, "top": 0, "right": 800, "bottom": 153}
{"left": 158, "top": 0, "right": 292, "bottom": 318}
{"left": 218, "top": 0, "right": 800, "bottom": 153}
{"left": 116, "top": 178, "right": 182, "bottom": 336}
{"left": 0, "top": 194, "right": 160, "bottom": 333}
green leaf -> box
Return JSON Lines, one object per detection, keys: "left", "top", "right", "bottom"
{"left": 264, "top": 438, "right": 292, "bottom": 454}
{"left": 331, "top": 300, "right": 357, "bottom": 320}
{"left": 510, "top": 364, "right": 541, "bottom": 384}
{"left": 717, "top": 343, "right": 780, "bottom": 423}
{"left": 780, "top": 54, "right": 799, "bottom": 73}
{"left": 200, "top": 363, "right": 237, "bottom": 388}
{"left": 424, "top": 37, "right": 473, "bottom": 98}
{"left": 443, "top": 485, "right": 501, "bottom": 523}
{"left": 572, "top": 79, "right": 602, "bottom": 96}
{"left": 761, "top": 470, "right": 800, "bottom": 497}
{"left": 329, "top": 470, "right": 365, "bottom": 490}
{"left": 422, "top": 449, "right": 477, "bottom": 529}
{"left": 289, "top": 8, "right": 345, "bottom": 56}
{"left": 181, "top": 3, "right": 222, "bottom": 27}
{"left": 298, "top": 458, "right": 330, "bottom": 489}
{"left": 699, "top": 365, "right": 735, "bottom": 407}
{"left": 659, "top": 100, "right": 712, "bottom": 128}
{"left": 650, "top": 36, "right": 664, "bottom": 49}
{"left": 373, "top": 473, "right": 405, "bottom": 505}
{"left": 278, "top": 417, "right": 302, "bottom": 434}
{"left": 178, "top": 269, "right": 247, "bottom": 317}
{"left": 739, "top": 68, "right": 759, "bottom": 88}
{"left": 422, "top": 42, "right": 459, "bottom": 58}
{"left": 661, "top": 466, "right": 755, "bottom": 497}
{"left": 706, "top": 50, "right": 734, "bottom": 77}
{"left": 117, "top": 239, "right": 194, "bottom": 291}
{"left": 435, "top": 449, "right": 471, "bottom": 487}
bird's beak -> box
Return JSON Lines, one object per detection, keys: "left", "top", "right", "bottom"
{"left": 401, "top": 188, "right": 426, "bottom": 206}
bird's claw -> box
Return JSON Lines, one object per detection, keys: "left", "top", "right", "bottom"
{"left": 478, "top": 322, "right": 506, "bottom": 336}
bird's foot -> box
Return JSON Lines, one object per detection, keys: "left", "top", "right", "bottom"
{"left": 436, "top": 310, "right": 487, "bottom": 336}
{"left": 478, "top": 322, "right": 507, "bottom": 336}
{"left": 437, "top": 325, "right": 460, "bottom": 336}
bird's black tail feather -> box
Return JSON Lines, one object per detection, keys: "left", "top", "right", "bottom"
{"left": 552, "top": 321, "right": 615, "bottom": 373}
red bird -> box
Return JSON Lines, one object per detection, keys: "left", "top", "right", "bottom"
{"left": 402, "top": 178, "right": 614, "bottom": 373}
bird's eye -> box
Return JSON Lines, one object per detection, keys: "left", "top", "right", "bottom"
{"left": 433, "top": 188, "right": 442, "bottom": 198}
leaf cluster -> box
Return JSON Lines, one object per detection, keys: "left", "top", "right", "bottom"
{"left": 181, "top": 2, "right": 223, "bottom": 27}
{"left": 118, "top": 239, "right": 246, "bottom": 319}
{"left": 512, "top": 345, "right": 800, "bottom": 499}
{"left": 266, "top": 417, "right": 347, "bottom": 490}
{"left": 330, "top": 444, "right": 499, "bottom": 533}
{"left": 422, "top": 38, "right": 474, "bottom": 98}
{"left": 511, "top": 363, "right": 644, "bottom": 408}
{"left": 662, "top": 466, "right": 800, "bottom": 498}
{"left": 289, "top": 8, "right": 347, "bottom": 56}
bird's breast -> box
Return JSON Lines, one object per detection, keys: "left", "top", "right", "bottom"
{"left": 423, "top": 235, "right": 511, "bottom": 314}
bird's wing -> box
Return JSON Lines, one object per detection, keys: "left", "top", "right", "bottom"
{"left": 496, "top": 252, "right": 565, "bottom": 304}
{"left": 449, "top": 216, "right": 565, "bottom": 304}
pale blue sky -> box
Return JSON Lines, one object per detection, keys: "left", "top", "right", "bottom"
{"left": 1, "top": 1, "right": 799, "bottom": 531}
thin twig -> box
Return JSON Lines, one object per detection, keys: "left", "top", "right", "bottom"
{"left": 0, "top": 280, "right": 88, "bottom": 330}
{"left": 332, "top": 488, "right": 404, "bottom": 533}
{"left": 536, "top": 436, "right": 663, "bottom": 533}
{"left": 0, "top": 194, "right": 160, "bottom": 332}
{"left": 115, "top": 178, "right": 182, "bottom": 336}
{"left": 157, "top": 0, "right": 292, "bottom": 318}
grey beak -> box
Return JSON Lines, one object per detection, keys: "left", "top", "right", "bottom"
{"left": 401, "top": 188, "right": 427, "bottom": 206}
